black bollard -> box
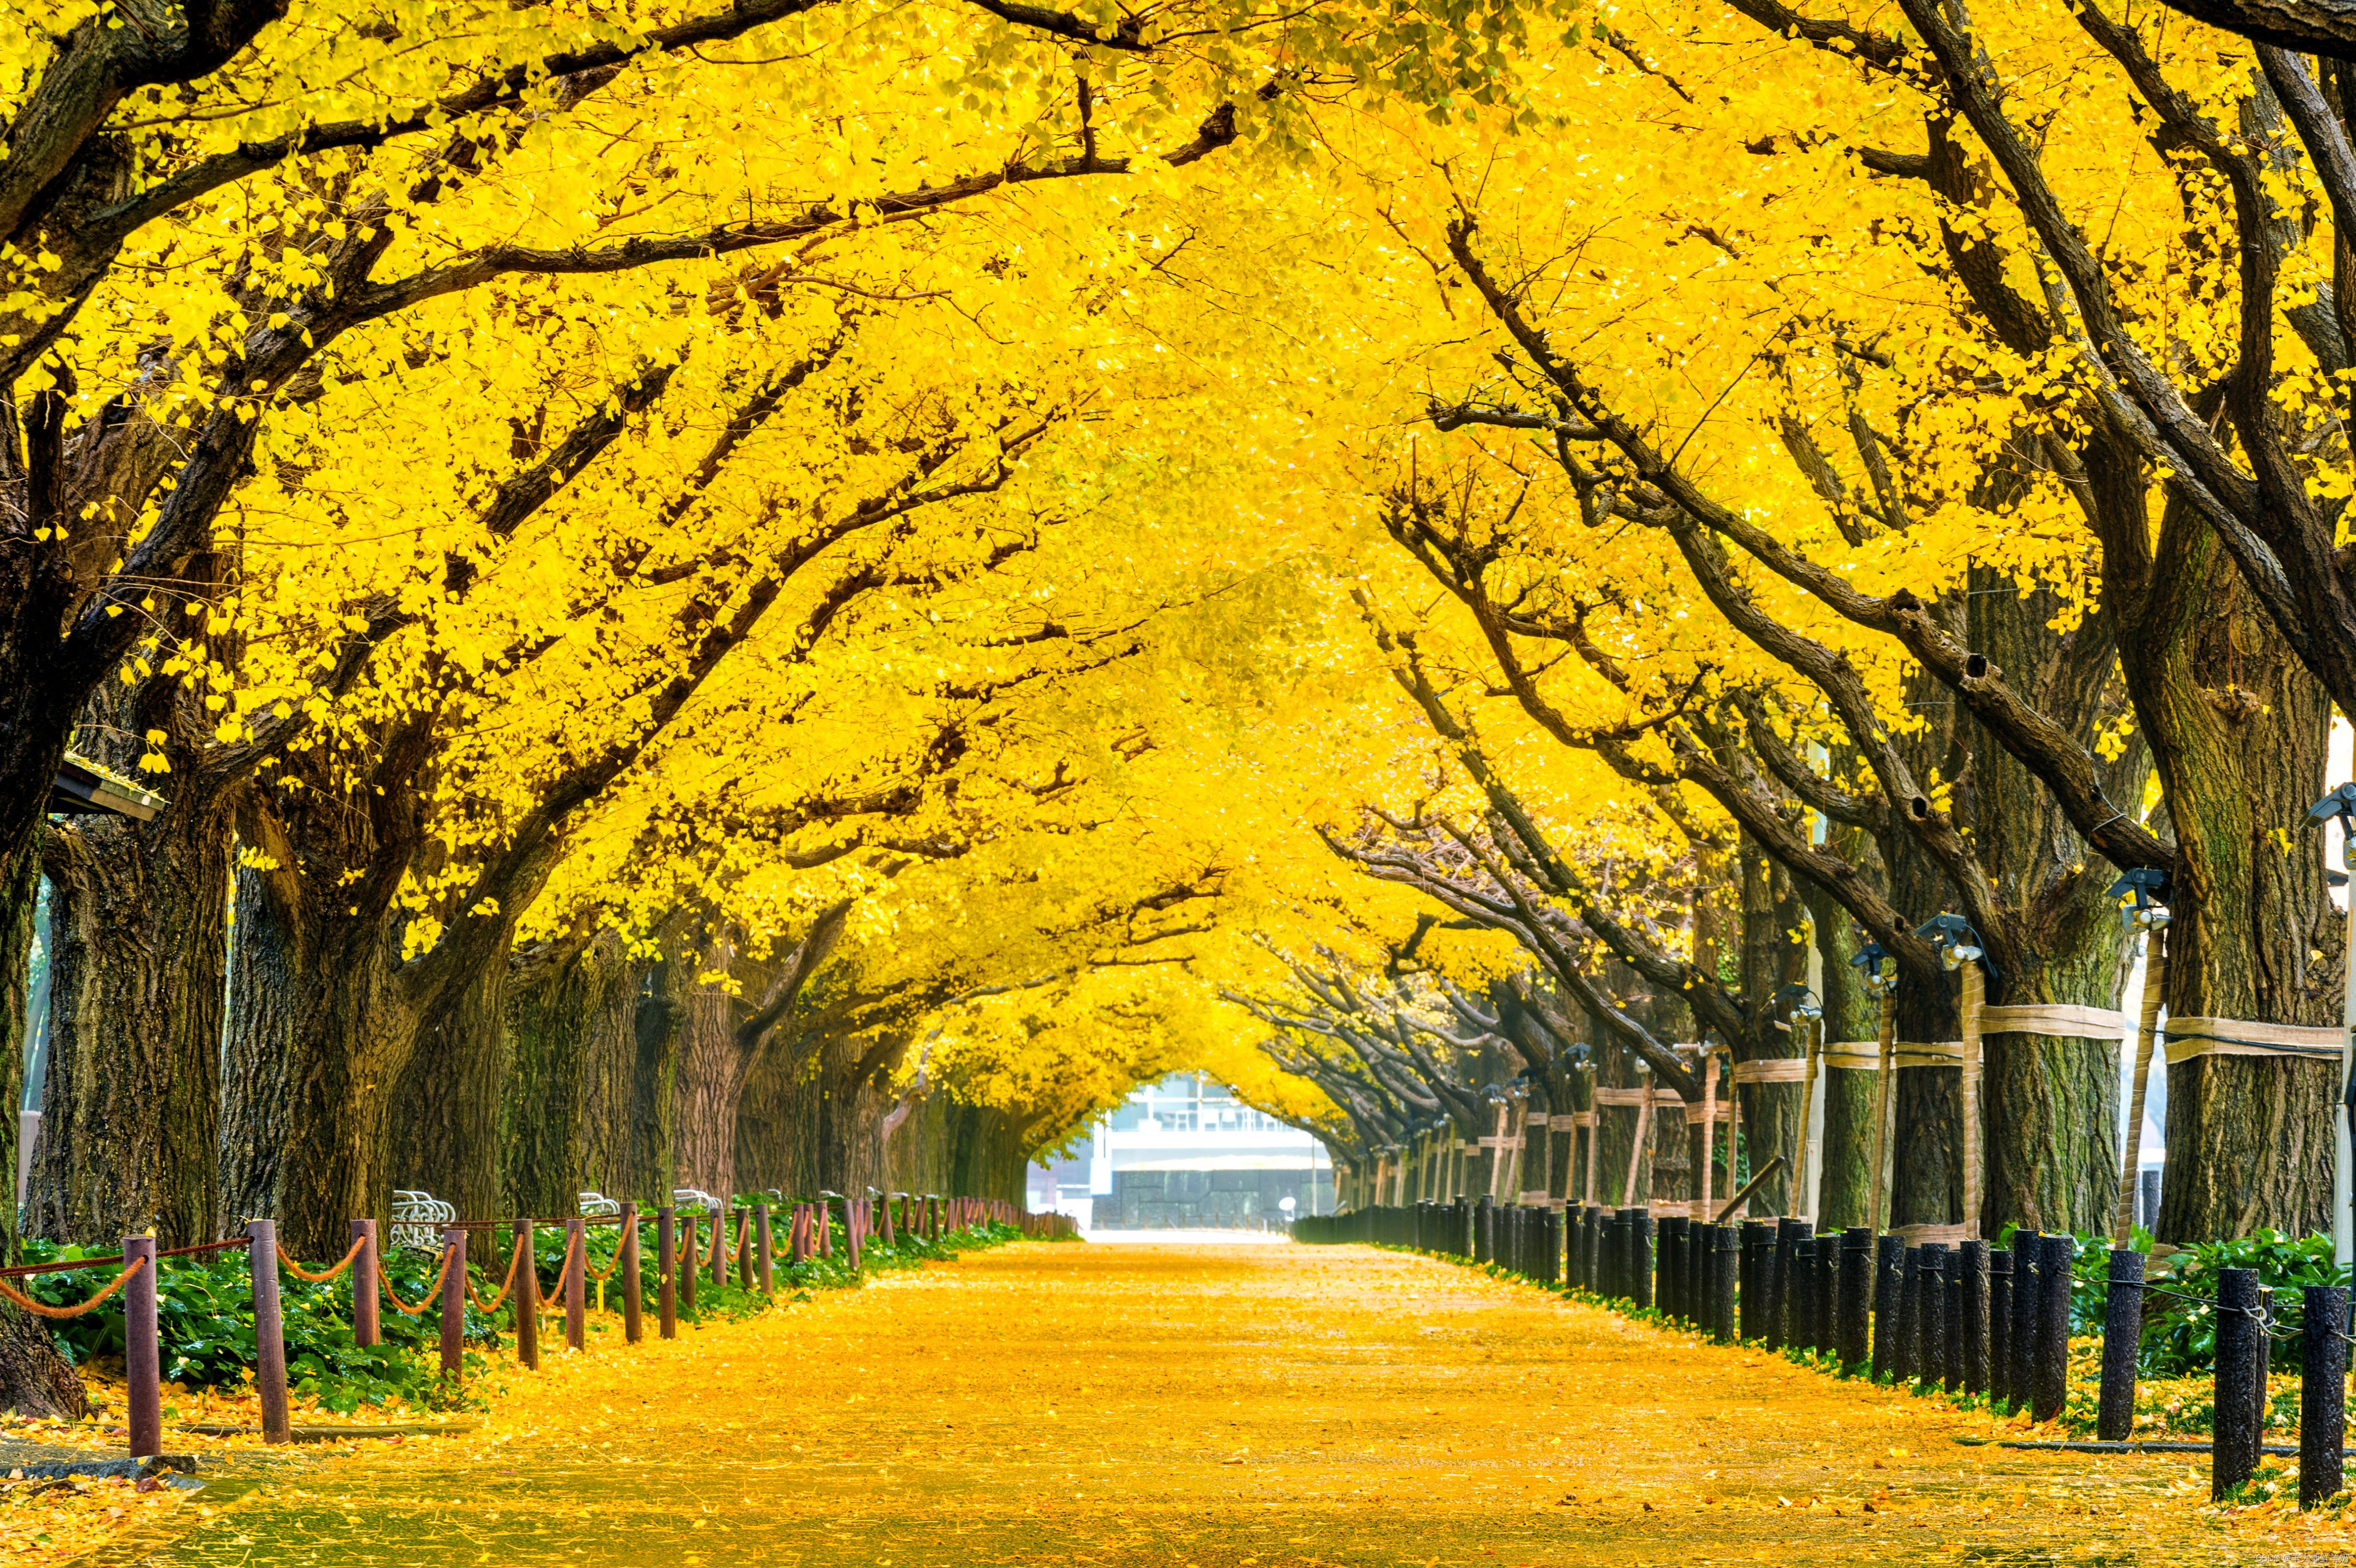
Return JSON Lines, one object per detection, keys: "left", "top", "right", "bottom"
{"left": 1871, "top": 1234, "right": 1902, "bottom": 1381}
{"left": 1583, "top": 1205, "right": 1602, "bottom": 1291}
{"left": 1688, "top": 1219, "right": 1708, "bottom": 1325}
{"left": 1659, "top": 1215, "right": 1687, "bottom": 1320}
{"left": 1539, "top": 1208, "right": 1563, "bottom": 1286}
{"left": 2097, "top": 1249, "right": 2144, "bottom": 1442}
{"left": 1918, "top": 1243, "right": 1948, "bottom": 1390}
{"left": 2032, "top": 1232, "right": 2074, "bottom": 1423}
{"left": 1711, "top": 1222, "right": 1738, "bottom": 1342}
{"left": 2214, "top": 1267, "right": 2264, "bottom": 1500}
{"left": 1893, "top": 1246, "right": 1922, "bottom": 1385}
{"left": 1817, "top": 1233, "right": 1841, "bottom": 1355}
{"left": 1633, "top": 1212, "right": 1657, "bottom": 1311}
{"left": 1772, "top": 1215, "right": 1800, "bottom": 1346}
{"left": 2008, "top": 1231, "right": 2043, "bottom": 1415}
{"left": 1988, "top": 1248, "right": 2013, "bottom": 1407}
{"left": 1944, "top": 1245, "right": 1967, "bottom": 1393}
{"left": 1460, "top": 1197, "right": 1476, "bottom": 1261}
{"left": 1475, "top": 1196, "right": 1494, "bottom": 1265}
{"left": 1698, "top": 1223, "right": 1722, "bottom": 1334}
{"left": 2302, "top": 1284, "right": 2349, "bottom": 1508}
{"left": 1959, "top": 1240, "right": 1989, "bottom": 1395}
{"left": 1785, "top": 1236, "right": 1810, "bottom": 1351}
{"left": 1774, "top": 1218, "right": 1806, "bottom": 1351}
{"left": 1741, "top": 1222, "right": 1773, "bottom": 1342}
{"left": 1840, "top": 1228, "right": 1873, "bottom": 1370}
{"left": 1611, "top": 1209, "right": 1634, "bottom": 1300}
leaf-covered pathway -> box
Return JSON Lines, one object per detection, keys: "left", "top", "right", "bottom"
{"left": 123, "top": 1243, "right": 2327, "bottom": 1566}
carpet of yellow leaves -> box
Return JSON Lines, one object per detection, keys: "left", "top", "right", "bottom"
{"left": 14, "top": 1243, "right": 2353, "bottom": 1565}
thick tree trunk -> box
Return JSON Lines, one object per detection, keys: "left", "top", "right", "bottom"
{"left": 670, "top": 932, "right": 748, "bottom": 1198}
{"left": 0, "top": 840, "right": 88, "bottom": 1417}
{"left": 631, "top": 984, "right": 685, "bottom": 1205}
{"left": 26, "top": 789, "right": 232, "bottom": 1248}
{"left": 2123, "top": 513, "right": 2339, "bottom": 1242}
{"left": 218, "top": 862, "right": 298, "bottom": 1229}
{"left": 489, "top": 932, "right": 642, "bottom": 1217}
{"left": 394, "top": 953, "right": 510, "bottom": 1222}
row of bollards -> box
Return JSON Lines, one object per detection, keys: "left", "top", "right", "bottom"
{"left": 1315, "top": 1202, "right": 2356, "bottom": 1509}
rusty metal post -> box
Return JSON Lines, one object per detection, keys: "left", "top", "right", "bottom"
{"left": 657, "top": 1207, "right": 677, "bottom": 1339}
{"left": 621, "top": 1204, "right": 643, "bottom": 1344}
{"left": 564, "top": 1217, "right": 586, "bottom": 1352}
{"left": 124, "top": 1235, "right": 160, "bottom": 1459}
{"left": 438, "top": 1228, "right": 467, "bottom": 1380}
{"left": 755, "top": 1203, "right": 775, "bottom": 1294}
{"left": 351, "top": 1217, "right": 381, "bottom": 1347}
{"left": 247, "top": 1219, "right": 291, "bottom": 1444}
{"left": 516, "top": 1220, "right": 540, "bottom": 1370}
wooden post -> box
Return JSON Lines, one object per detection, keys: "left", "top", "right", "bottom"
{"left": 564, "top": 1217, "right": 586, "bottom": 1352}
{"left": 247, "top": 1219, "right": 291, "bottom": 1443}
{"left": 791, "top": 1203, "right": 812, "bottom": 1264}
{"left": 680, "top": 1211, "right": 698, "bottom": 1315}
{"left": 846, "top": 1198, "right": 864, "bottom": 1271}
{"left": 879, "top": 1192, "right": 896, "bottom": 1247}
{"left": 351, "top": 1217, "right": 381, "bottom": 1348}
{"left": 439, "top": 1228, "right": 467, "bottom": 1379}
{"left": 1959, "top": 960, "right": 1984, "bottom": 1238}
{"left": 124, "top": 1235, "right": 159, "bottom": 1459}
{"left": 657, "top": 1207, "right": 677, "bottom": 1340}
{"left": 820, "top": 1199, "right": 835, "bottom": 1257}
{"left": 755, "top": 1203, "right": 775, "bottom": 1294}
{"left": 621, "top": 1204, "right": 643, "bottom": 1344}
{"left": 516, "top": 1220, "right": 540, "bottom": 1370}
{"left": 736, "top": 1209, "right": 753, "bottom": 1289}
{"left": 710, "top": 1202, "right": 727, "bottom": 1290}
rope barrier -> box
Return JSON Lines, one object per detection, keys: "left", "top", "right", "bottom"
{"left": 378, "top": 1245, "right": 455, "bottom": 1316}
{"left": 0, "top": 1236, "right": 252, "bottom": 1279}
{"left": 0, "top": 1256, "right": 147, "bottom": 1319}
{"left": 468, "top": 1233, "right": 531, "bottom": 1313}
{"left": 276, "top": 1235, "right": 370, "bottom": 1283}
{"left": 538, "top": 1226, "right": 582, "bottom": 1307}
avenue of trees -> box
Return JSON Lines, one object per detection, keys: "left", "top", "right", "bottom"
{"left": 10, "top": 0, "right": 2356, "bottom": 1410}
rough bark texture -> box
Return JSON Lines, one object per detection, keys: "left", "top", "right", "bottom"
{"left": 2123, "top": 506, "right": 2339, "bottom": 1242}
{"left": 24, "top": 760, "right": 234, "bottom": 1248}
{"left": 1804, "top": 880, "right": 1875, "bottom": 1229}
{"left": 0, "top": 840, "right": 89, "bottom": 1416}
{"left": 393, "top": 953, "right": 510, "bottom": 1222}
{"left": 217, "top": 862, "right": 297, "bottom": 1229}
{"left": 1958, "top": 569, "right": 2141, "bottom": 1236}
{"left": 493, "top": 932, "right": 643, "bottom": 1217}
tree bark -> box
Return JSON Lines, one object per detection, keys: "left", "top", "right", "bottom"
{"left": 393, "top": 952, "right": 510, "bottom": 1222}
{"left": 0, "top": 837, "right": 88, "bottom": 1416}
{"left": 2127, "top": 515, "right": 2339, "bottom": 1241}
{"left": 25, "top": 782, "right": 233, "bottom": 1248}
{"left": 217, "top": 861, "right": 298, "bottom": 1229}
{"left": 491, "top": 931, "right": 643, "bottom": 1217}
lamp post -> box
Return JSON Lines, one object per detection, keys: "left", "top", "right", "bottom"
{"left": 2109, "top": 867, "right": 2171, "bottom": 1246}
{"left": 1852, "top": 940, "right": 1899, "bottom": 1234}
{"left": 1918, "top": 914, "right": 1992, "bottom": 1240}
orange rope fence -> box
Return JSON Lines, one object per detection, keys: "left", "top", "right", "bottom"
{"left": 276, "top": 1235, "right": 369, "bottom": 1283}
{"left": 378, "top": 1245, "right": 455, "bottom": 1316}
{"left": 0, "top": 1256, "right": 147, "bottom": 1319}
{"left": 468, "top": 1233, "right": 530, "bottom": 1313}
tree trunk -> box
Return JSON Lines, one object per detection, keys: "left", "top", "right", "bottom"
{"left": 26, "top": 789, "right": 232, "bottom": 1248}
{"left": 217, "top": 861, "right": 298, "bottom": 1229}
{"left": 670, "top": 930, "right": 748, "bottom": 1199}
{"left": 630, "top": 983, "right": 685, "bottom": 1205}
{"left": 394, "top": 952, "right": 510, "bottom": 1222}
{"left": 0, "top": 838, "right": 87, "bottom": 1417}
{"left": 2122, "top": 509, "right": 2339, "bottom": 1242}
{"left": 491, "top": 932, "right": 642, "bottom": 1217}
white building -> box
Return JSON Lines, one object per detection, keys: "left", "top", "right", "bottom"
{"left": 1028, "top": 1074, "right": 1333, "bottom": 1231}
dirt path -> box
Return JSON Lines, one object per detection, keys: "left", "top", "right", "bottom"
{"left": 119, "top": 1243, "right": 2335, "bottom": 1566}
